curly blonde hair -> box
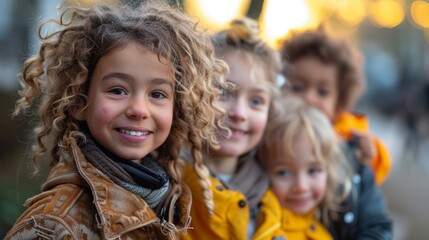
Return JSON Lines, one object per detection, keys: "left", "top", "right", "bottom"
{"left": 258, "top": 97, "right": 352, "bottom": 224}
{"left": 280, "top": 29, "right": 365, "bottom": 112}
{"left": 13, "top": 0, "right": 228, "bottom": 214}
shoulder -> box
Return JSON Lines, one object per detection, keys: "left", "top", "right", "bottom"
{"left": 279, "top": 208, "right": 332, "bottom": 240}
{"left": 5, "top": 184, "right": 98, "bottom": 240}
{"left": 260, "top": 189, "right": 282, "bottom": 213}
{"left": 257, "top": 189, "right": 282, "bottom": 222}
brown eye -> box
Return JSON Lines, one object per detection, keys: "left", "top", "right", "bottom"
{"left": 150, "top": 91, "right": 167, "bottom": 99}
{"left": 308, "top": 167, "right": 322, "bottom": 175}
{"left": 109, "top": 87, "right": 126, "bottom": 95}
{"left": 291, "top": 85, "right": 304, "bottom": 93}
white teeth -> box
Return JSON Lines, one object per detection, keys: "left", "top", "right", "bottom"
{"left": 119, "top": 129, "right": 148, "bottom": 136}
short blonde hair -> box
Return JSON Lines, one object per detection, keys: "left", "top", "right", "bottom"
{"left": 258, "top": 97, "right": 352, "bottom": 223}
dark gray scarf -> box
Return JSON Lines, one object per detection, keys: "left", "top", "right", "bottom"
{"left": 78, "top": 136, "right": 170, "bottom": 210}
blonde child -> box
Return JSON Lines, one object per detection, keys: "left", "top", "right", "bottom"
{"left": 180, "top": 18, "right": 283, "bottom": 240}
{"left": 280, "top": 29, "right": 391, "bottom": 185}
{"left": 258, "top": 97, "right": 352, "bottom": 240}
{"left": 280, "top": 30, "right": 392, "bottom": 239}
{"left": 5, "top": 1, "right": 228, "bottom": 239}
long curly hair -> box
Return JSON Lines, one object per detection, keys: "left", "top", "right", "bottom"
{"left": 13, "top": 0, "right": 228, "bottom": 214}
{"left": 280, "top": 29, "right": 365, "bottom": 112}
{"left": 258, "top": 97, "right": 352, "bottom": 224}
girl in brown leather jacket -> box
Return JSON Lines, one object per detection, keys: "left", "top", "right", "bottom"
{"left": 5, "top": 1, "right": 228, "bottom": 239}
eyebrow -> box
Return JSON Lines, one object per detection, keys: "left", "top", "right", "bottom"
{"left": 226, "top": 80, "right": 270, "bottom": 93}
{"left": 250, "top": 87, "right": 270, "bottom": 94}
{"left": 150, "top": 78, "right": 175, "bottom": 88}
{"left": 102, "top": 72, "right": 174, "bottom": 88}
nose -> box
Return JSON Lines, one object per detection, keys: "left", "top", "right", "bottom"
{"left": 302, "top": 90, "right": 319, "bottom": 108}
{"left": 227, "top": 98, "right": 247, "bottom": 122}
{"left": 126, "top": 95, "right": 150, "bottom": 119}
{"left": 291, "top": 174, "right": 309, "bottom": 193}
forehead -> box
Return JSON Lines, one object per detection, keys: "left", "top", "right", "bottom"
{"left": 291, "top": 56, "right": 338, "bottom": 85}
{"left": 266, "top": 131, "right": 319, "bottom": 167}
{"left": 223, "top": 50, "right": 271, "bottom": 89}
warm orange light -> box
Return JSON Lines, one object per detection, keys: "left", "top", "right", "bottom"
{"left": 336, "top": 0, "right": 366, "bottom": 26}
{"left": 410, "top": 1, "right": 429, "bottom": 28}
{"left": 307, "top": 0, "right": 338, "bottom": 12}
{"left": 259, "top": 0, "right": 311, "bottom": 48}
{"left": 368, "top": 0, "right": 404, "bottom": 28}
{"left": 183, "top": 0, "right": 250, "bottom": 32}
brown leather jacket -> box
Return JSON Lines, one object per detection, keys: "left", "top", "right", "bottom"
{"left": 5, "top": 138, "right": 192, "bottom": 240}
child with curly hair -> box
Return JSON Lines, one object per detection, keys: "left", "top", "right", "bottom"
{"left": 5, "top": 1, "right": 228, "bottom": 239}
{"left": 280, "top": 29, "right": 392, "bottom": 240}
{"left": 180, "top": 17, "right": 283, "bottom": 240}
{"left": 258, "top": 97, "right": 352, "bottom": 240}
{"left": 280, "top": 29, "right": 391, "bottom": 185}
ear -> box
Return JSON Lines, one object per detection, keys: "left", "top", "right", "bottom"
{"left": 69, "top": 105, "right": 86, "bottom": 121}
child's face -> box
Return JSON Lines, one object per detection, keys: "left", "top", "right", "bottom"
{"left": 215, "top": 50, "right": 271, "bottom": 158}
{"left": 80, "top": 42, "right": 175, "bottom": 161}
{"left": 285, "top": 56, "right": 338, "bottom": 121}
{"left": 267, "top": 132, "right": 327, "bottom": 215}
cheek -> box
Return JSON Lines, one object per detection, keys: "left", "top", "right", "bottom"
{"left": 87, "top": 102, "right": 112, "bottom": 124}
{"left": 314, "top": 175, "right": 328, "bottom": 201}
{"left": 157, "top": 104, "right": 174, "bottom": 130}
{"left": 270, "top": 178, "right": 289, "bottom": 202}
{"left": 101, "top": 107, "right": 110, "bottom": 116}
{"left": 250, "top": 111, "right": 269, "bottom": 134}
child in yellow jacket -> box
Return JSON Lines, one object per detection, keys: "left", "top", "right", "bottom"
{"left": 280, "top": 29, "right": 391, "bottom": 185}
{"left": 258, "top": 97, "right": 352, "bottom": 240}
{"left": 180, "top": 17, "right": 283, "bottom": 239}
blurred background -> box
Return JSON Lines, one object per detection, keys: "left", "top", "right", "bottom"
{"left": 0, "top": 0, "right": 428, "bottom": 239}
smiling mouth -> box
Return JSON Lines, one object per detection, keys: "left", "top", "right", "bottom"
{"left": 231, "top": 129, "right": 246, "bottom": 135}
{"left": 229, "top": 126, "right": 248, "bottom": 135}
{"left": 287, "top": 198, "right": 310, "bottom": 205}
{"left": 118, "top": 128, "right": 150, "bottom": 136}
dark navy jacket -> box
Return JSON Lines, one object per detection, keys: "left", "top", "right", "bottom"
{"left": 328, "top": 140, "right": 393, "bottom": 240}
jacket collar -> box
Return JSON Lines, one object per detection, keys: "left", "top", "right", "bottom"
{"left": 334, "top": 111, "right": 369, "bottom": 140}
{"left": 43, "top": 138, "right": 191, "bottom": 239}
{"left": 253, "top": 190, "right": 282, "bottom": 240}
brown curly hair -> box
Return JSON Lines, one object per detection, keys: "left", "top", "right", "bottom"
{"left": 13, "top": 0, "right": 228, "bottom": 214}
{"left": 280, "top": 29, "right": 365, "bottom": 112}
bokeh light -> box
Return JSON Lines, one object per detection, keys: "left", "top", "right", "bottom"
{"left": 259, "top": 0, "right": 311, "bottom": 47}
{"left": 368, "top": 0, "right": 405, "bottom": 28}
{"left": 335, "top": 0, "right": 367, "bottom": 26}
{"left": 183, "top": 0, "right": 250, "bottom": 32}
{"left": 410, "top": 0, "right": 429, "bottom": 29}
